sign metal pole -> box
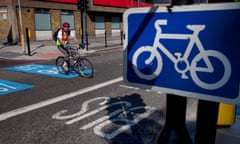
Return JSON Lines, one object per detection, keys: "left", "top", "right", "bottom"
{"left": 157, "top": 1, "right": 194, "bottom": 144}
{"left": 195, "top": 100, "right": 219, "bottom": 144}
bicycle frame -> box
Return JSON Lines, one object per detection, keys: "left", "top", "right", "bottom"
{"left": 146, "top": 20, "right": 214, "bottom": 73}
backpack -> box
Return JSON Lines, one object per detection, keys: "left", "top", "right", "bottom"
{"left": 53, "top": 28, "right": 71, "bottom": 41}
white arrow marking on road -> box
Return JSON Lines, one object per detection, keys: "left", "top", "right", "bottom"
{"left": 0, "top": 77, "right": 123, "bottom": 121}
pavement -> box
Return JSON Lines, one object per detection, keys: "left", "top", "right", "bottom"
{"left": 0, "top": 35, "right": 123, "bottom": 61}
{"left": 0, "top": 36, "right": 240, "bottom": 144}
{"left": 216, "top": 120, "right": 240, "bottom": 144}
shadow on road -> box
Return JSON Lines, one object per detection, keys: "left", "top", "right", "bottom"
{"left": 102, "top": 93, "right": 165, "bottom": 144}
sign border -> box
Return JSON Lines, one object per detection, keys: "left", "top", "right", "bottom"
{"left": 123, "top": 2, "right": 240, "bottom": 104}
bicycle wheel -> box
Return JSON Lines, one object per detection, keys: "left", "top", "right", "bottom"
{"left": 132, "top": 46, "right": 163, "bottom": 80}
{"left": 56, "top": 56, "right": 69, "bottom": 74}
{"left": 77, "top": 57, "right": 94, "bottom": 78}
{"left": 190, "top": 50, "right": 231, "bottom": 90}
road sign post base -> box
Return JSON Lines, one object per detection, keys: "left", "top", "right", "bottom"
{"left": 194, "top": 100, "right": 219, "bottom": 144}
{"left": 157, "top": 94, "right": 192, "bottom": 144}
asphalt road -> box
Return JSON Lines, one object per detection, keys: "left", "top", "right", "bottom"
{"left": 0, "top": 48, "right": 197, "bottom": 144}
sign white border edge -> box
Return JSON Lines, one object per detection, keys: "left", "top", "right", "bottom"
{"left": 123, "top": 2, "right": 240, "bottom": 104}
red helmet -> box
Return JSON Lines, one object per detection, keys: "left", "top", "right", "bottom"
{"left": 62, "top": 22, "right": 70, "bottom": 27}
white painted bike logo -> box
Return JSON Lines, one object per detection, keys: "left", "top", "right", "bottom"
{"left": 133, "top": 19, "right": 231, "bottom": 90}
{"left": 52, "top": 97, "right": 156, "bottom": 139}
{"left": 16, "top": 64, "right": 59, "bottom": 74}
{"left": 0, "top": 83, "right": 16, "bottom": 92}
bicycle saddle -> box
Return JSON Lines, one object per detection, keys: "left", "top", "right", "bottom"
{"left": 186, "top": 25, "right": 205, "bottom": 31}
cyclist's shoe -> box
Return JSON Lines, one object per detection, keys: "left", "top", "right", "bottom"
{"left": 63, "top": 62, "right": 69, "bottom": 71}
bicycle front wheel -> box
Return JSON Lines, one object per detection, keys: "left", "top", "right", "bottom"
{"left": 132, "top": 46, "right": 162, "bottom": 80}
{"left": 56, "top": 56, "right": 69, "bottom": 74}
{"left": 77, "top": 58, "right": 94, "bottom": 78}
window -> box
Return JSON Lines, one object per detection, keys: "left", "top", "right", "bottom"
{"left": 112, "top": 17, "right": 120, "bottom": 30}
{"left": 61, "top": 10, "right": 75, "bottom": 29}
{"left": 34, "top": 8, "right": 51, "bottom": 30}
{"left": 95, "top": 16, "right": 105, "bottom": 30}
{"left": 0, "top": 7, "right": 8, "bottom": 21}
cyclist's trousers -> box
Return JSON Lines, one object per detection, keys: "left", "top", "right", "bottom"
{"left": 57, "top": 45, "right": 70, "bottom": 68}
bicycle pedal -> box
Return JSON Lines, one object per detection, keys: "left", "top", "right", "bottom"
{"left": 181, "top": 74, "right": 189, "bottom": 79}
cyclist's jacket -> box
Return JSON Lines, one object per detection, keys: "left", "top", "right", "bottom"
{"left": 56, "top": 29, "right": 74, "bottom": 46}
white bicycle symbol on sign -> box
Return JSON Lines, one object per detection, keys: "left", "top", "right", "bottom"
{"left": 132, "top": 19, "right": 231, "bottom": 90}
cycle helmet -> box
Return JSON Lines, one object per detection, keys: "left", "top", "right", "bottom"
{"left": 63, "top": 22, "right": 70, "bottom": 27}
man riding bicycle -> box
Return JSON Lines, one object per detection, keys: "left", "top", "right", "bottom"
{"left": 56, "top": 22, "right": 84, "bottom": 71}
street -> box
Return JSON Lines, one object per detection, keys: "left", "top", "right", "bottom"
{"left": 0, "top": 47, "right": 197, "bottom": 144}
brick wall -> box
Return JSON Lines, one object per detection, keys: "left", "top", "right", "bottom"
{"left": 0, "top": 0, "right": 124, "bottom": 41}
{"left": 0, "top": 7, "right": 9, "bottom": 41}
{"left": 51, "top": 10, "right": 61, "bottom": 34}
{"left": 74, "top": 11, "right": 81, "bottom": 37}
{"left": 88, "top": 13, "right": 95, "bottom": 35}
{"left": 19, "top": 8, "right": 35, "bottom": 40}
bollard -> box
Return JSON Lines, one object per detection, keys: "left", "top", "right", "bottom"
{"left": 217, "top": 103, "right": 236, "bottom": 127}
{"left": 80, "top": 28, "right": 84, "bottom": 44}
{"left": 120, "top": 31, "right": 123, "bottom": 45}
{"left": 25, "top": 28, "right": 31, "bottom": 56}
{"left": 105, "top": 31, "right": 107, "bottom": 48}
{"left": 86, "top": 32, "right": 89, "bottom": 51}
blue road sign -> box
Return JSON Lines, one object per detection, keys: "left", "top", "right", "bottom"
{"left": 0, "top": 80, "right": 34, "bottom": 96}
{"left": 4, "top": 64, "right": 79, "bottom": 78}
{"left": 123, "top": 3, "right": 240, "bottom": 103}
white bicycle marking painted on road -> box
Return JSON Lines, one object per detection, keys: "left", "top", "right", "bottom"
{"left": 15, "top": 64, "right": 44, "bottom": 71}
{"left": 93, "top": 106, "right": 156, "bottom": 139}
{"left": 52, "top": 96, "right": 156, "bottom": 139}
{"left": 0, "top": 83, "right": 16, "bottom": 92}
{"left": 37, "top": 67, "right": 59, "bottom": 74}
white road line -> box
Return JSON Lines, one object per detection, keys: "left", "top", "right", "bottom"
{"left": 0, "top": 77, "right": 123, "bottom": 121}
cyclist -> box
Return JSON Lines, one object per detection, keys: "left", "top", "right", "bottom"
{"left": 56, "top": 22, "right": 83, "bottom": 72}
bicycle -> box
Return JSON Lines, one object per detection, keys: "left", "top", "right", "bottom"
{"left": 56, "top": 45, "right": 94, "bottom": 78}
{"left": 132, "top": 19, "right": 231, "bottom": 90}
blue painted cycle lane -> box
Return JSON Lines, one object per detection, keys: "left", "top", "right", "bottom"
{"left": 1, "top": 64, "right": 78, "bottom": 96}
{"left": 1, "top": 63, "right": 95, "bottom": 95}
{"left": 4, "top": 64, "right": 79, "bottom": 78}
{"left": 0, "top": 80, "right": 34, "bottom": 96}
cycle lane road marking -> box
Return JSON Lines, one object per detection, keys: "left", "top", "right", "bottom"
{"left": 0, "top": 80, "right": 34, "bottom": 96}
{"left": 4, "top": 64, "right": 79, "bottom": 78}
{"left": 0, "top": 77, "right": 123, "bottom": 121}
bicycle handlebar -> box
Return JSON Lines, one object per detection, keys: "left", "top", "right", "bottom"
{"left": 156, "top": 19, "right": 167, "bottom": 25}
{"left": 155, "top": 19, "right": 167, "bottom": 30}
{"left": 69, "top": 43, "right": 85, "bottom": 50}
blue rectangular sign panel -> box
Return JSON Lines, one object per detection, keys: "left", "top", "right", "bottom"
{"left": 123, "top": 3, "right": 240, "bottom": 103}
{"left": 4, "top": 64, "right": 79, "bottom": 78}
{"left": 0, "top": 80, "right": 34, "bottom": 96}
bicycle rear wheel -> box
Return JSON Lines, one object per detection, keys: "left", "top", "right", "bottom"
{"left": 77, "top": 57, "right": 94, "bottom": 78}
{"left": 56, "top": 56, "right": 69, "bottom": 74}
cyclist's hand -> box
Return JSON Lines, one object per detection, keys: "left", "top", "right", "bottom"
{"left": 65, "top": 45, "right": 70, "bottom": 49}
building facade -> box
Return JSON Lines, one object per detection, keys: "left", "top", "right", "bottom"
{"left": 0, "top": 0, "right": 151, "bottom": 43}
{"left": 0, "top": 0, "right": 234, "bottom": 43}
